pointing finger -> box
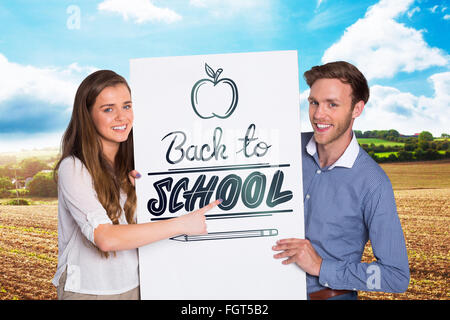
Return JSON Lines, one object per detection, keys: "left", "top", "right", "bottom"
{"left": 199, "top": 199, "right": 222, "bottom": 214}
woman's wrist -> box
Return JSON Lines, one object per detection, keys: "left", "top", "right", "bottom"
{"left": 169, "top": 215, "right": 185, "bottom": 236}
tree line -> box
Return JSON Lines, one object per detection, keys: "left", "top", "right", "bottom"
{"left": 355, "top": 130, "right": 450, "bottom": 163}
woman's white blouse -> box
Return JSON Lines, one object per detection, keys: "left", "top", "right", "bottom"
{"left": 51, "top": 156, "right": 139, "bottom": 295}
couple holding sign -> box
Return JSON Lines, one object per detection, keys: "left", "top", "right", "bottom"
{"left": 52, "top": 51, "right": 409, "bottom": 300}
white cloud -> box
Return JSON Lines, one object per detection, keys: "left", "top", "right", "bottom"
{"left": 407, "top": 6, "right": 420, "bottom": 18}
{"left": 0, "top": 53, "right": 97, "bottom": 151}
{"left": 428, "top": 4, "right": 449, "bottom": 19}
{"left": 306, "top": 5, "right": 358, "bottom": 31}
{"left": 322, "top": 0, "right": 449, "bottom": 80}
{"left": 98, "top": 0, "right": 181, "bottom": 24}
{"left": 429, "top": 5, "right": 438, "bottom": 13}
{"left": 355, "top": 72, "right": 450, "bottom": 136}
{"left": 0, "top": 53, "right": 95, "bottom": 107}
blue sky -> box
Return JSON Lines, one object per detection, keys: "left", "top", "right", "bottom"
{"left": 0, "top": 0, "right": 449, "bottom": 152}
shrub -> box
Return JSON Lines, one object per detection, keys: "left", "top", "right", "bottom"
{"left": 0, "top": 177, "right": 13, "bottom": 190}
{"left": 7, "top": 189, "right": 29, "bottom": 198}
{"left": 3, "top": 198, "right": 31, "bottom": 205}
{"left": 398, "top": 150, "right": 414, "bottom": 162}
{"left": 424, "top": 149, "right": 441, "bottom": 161}
{"left": 386, "top": 153, "right": 398, "bottom": 162}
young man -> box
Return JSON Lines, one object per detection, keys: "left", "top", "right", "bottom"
{"left": 273, "top": 61, "right": 409, "bottom": 300}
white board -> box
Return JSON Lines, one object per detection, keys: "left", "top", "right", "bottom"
{"left": 130, "top": 50, "right": 306, "bottom": 299}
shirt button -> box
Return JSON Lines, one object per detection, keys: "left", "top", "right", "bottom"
{"left": 316, "top": 169, "right": 321, "bottom": 174}
{"left": 306, "top": 194, "right": 310, "bottom": 199}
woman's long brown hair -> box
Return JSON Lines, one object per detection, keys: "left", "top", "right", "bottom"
{"left": 54, "top": 70, "right": 137, "bottom": 257}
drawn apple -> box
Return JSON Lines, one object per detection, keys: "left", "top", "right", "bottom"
{"left": 191, "top": 63, "right": 238, "bottom": 119}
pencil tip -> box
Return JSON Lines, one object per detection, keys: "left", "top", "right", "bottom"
{"left": 170, "top": 234, "right": 187, "bottom": 242}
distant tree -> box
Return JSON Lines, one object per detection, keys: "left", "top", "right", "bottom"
{"left": 0, "top": 176, "right": 13, "bottom": 190}
{"left": 20, "top": 158, "right": 49, "bottom": 178}
{"left": 418, "top": 131, "right": 433, "bottom": 143}
{"left": 28, "top": 172, "right": 57, "bottom": 197}
{"left": 441, "top": 133, "right": 450, "bottom": 138}
{"left": 354, "top": 130, "right": 363, "bottom": 138}
{"left": 404, "top": 137, "right": 418, "bottom": 144}
{"left": 387, "top": 129, "right": 400, "bottom": 138}
{"left": 0, "top": 164, "right": 17, "bottom": 179}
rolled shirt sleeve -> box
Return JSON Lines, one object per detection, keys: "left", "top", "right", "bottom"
{"left": 58, "top": 157, "right": 112, "bottom": 244}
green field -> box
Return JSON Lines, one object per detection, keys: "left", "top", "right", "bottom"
{"left": 375, "top": 151, "right": 398, "bottom": 158}
{"left": 357, "top": 138, "right": 404, "bottom": 147}
{"left": 375, "top": 151, "right": 446, "bottom": 158}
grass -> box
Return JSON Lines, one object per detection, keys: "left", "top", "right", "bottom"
{"left": 434, "top": 138, "right": 450, "bottom": 142}
{"left": 357, "top": 138, "right": 404, "bottom": 147}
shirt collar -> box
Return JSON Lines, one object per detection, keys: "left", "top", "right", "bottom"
{"left": 306, "top": 132, "right": 360, "bottom": 170}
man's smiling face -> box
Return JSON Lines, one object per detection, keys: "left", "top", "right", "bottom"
{"left": 308, "top": 78, "right": 361, "bottom": 148}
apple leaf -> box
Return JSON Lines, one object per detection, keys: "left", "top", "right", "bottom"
{"left": 205, "top": 63, "right": 216, "bottom": 79}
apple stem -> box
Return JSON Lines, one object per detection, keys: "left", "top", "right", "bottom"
{"left": 214, "top": 68, "right": 223, "bottom": 83}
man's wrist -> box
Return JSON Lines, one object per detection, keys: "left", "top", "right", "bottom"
{"left": 313, "top": 257, "right": 323, "bottom": 277}
{"left": 318, "top": 258, "right": 338, "bottom": 288}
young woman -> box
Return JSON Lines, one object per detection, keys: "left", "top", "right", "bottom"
{"left": 52, "top": 70, "right": 219, "bottom": 300}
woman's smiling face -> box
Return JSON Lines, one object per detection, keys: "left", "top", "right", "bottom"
{"left": 90, "top": 84, "right": 133, "bottom": 153}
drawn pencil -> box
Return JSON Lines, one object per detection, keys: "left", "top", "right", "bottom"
{"left": 170, "top": 229, "right": 278, "bottom": 242}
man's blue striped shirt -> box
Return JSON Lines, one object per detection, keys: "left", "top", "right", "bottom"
{"left": 302, "top": 132, "right": 410, "bottom": 294}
